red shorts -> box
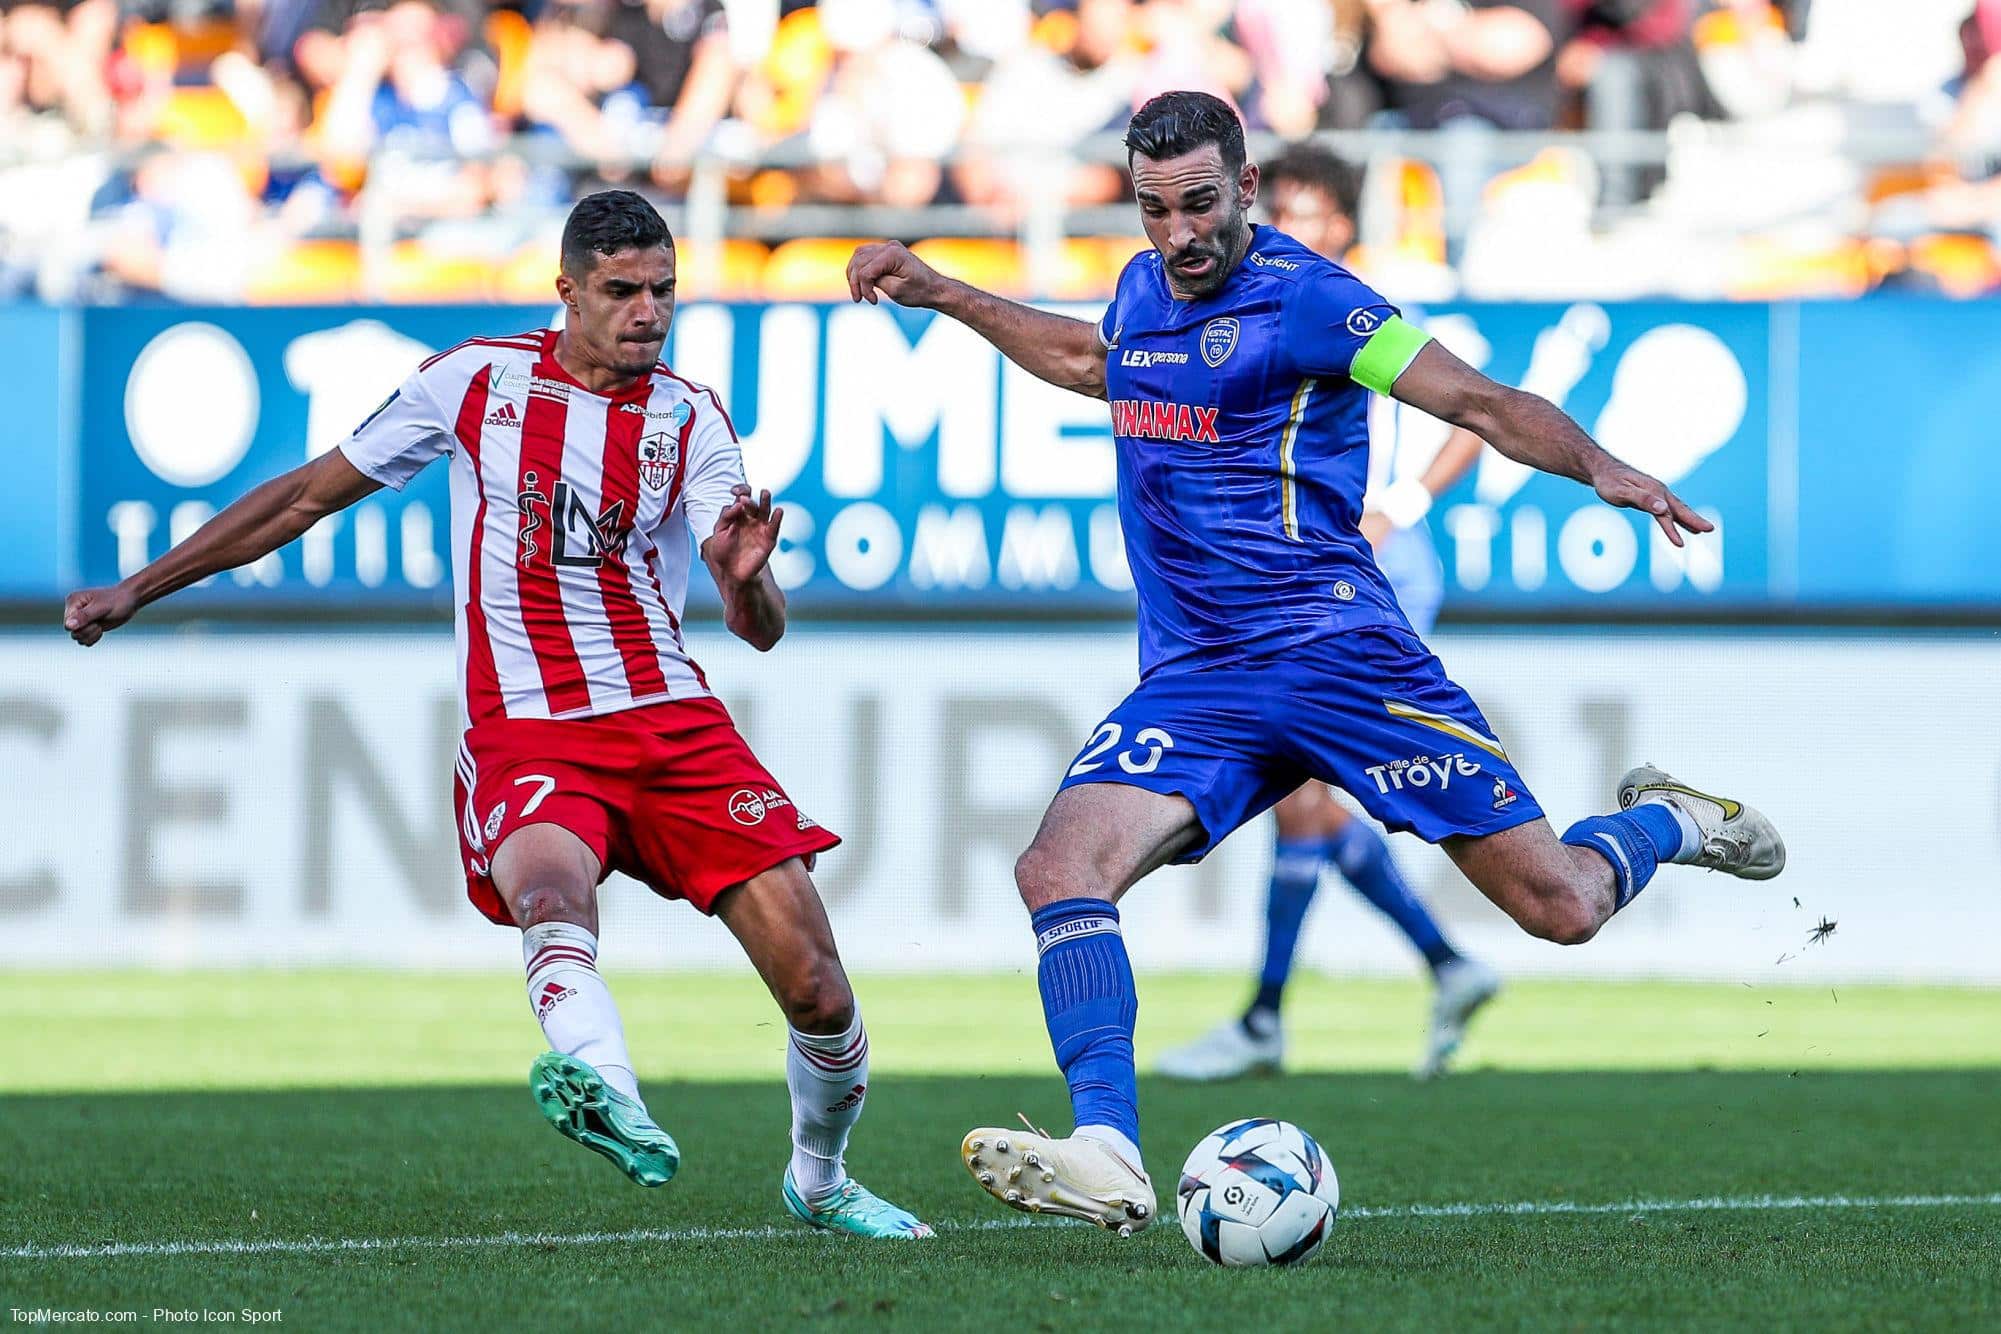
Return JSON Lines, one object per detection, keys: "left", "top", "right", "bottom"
{"left": 453, "top": 696, "right": 840, "bottom": 925}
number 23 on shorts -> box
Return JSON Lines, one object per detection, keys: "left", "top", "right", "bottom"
{"left": 1067, "top": 722, "right": 1176, "bottom": 778}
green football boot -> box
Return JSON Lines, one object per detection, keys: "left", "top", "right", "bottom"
{"left": 781, "top": 1172, "right": 934, "bottom": 1238}
{"left": 529, "top": 1052, "right": 680, "bottom": 1187}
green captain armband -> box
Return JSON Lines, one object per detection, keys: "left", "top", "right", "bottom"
{"left": 1349, "top": 315, "right": 1433, "bottom": 395}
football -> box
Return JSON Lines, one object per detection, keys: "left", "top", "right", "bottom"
{"left": 1177, "top": 1118, "right": 1341, "bottom": 1267}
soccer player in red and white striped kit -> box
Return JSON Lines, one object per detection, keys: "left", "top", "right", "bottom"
{"left": 63, "top": 190, "right": 931, "bottom": 1239}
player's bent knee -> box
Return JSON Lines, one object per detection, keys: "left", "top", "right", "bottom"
{"left": 781, "top": 959, "right": 855, "bottom": 1034}
{"left": 507, "top": 880, "right": 595, "bottom": 930}
{"left": 1014, "top": 844, "right": 1109, "bottom": 911}
{"left": 1520, "top": 886, "right": 1602, "bottom": 946}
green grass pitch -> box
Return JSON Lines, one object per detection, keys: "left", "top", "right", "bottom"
{"left": 5, "top": 972, "right": 1999, "bottom": 1330}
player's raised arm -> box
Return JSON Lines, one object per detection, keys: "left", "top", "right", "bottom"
{"left": 1384, "top": 336, "right": 1712, "bottom": 548}
{"left": 62, "top": 449, "right": 382, "bottom": 646}
{"left": 701, "top": 485, "right": 786, "bottom": 651}
{"left": 846, "top": 241, "right": 1107, "bottom": 400}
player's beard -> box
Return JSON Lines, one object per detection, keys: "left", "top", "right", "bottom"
{"left": 1169, "top": 209, "right": 1252, "bottom": 300}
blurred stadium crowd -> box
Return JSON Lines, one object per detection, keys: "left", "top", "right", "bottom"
{"left": 2, "top": 0, "right": 1999, "bottom": 302}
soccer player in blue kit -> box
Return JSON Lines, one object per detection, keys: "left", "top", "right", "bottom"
{"left": 846, "top": 92, "right": 1786, "bottom": 1237}
{"left": 1156, "top": 141, "right": 1500, "bottom": 1085}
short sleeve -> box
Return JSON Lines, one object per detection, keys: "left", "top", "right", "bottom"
{"left": 338, "top": 364, "right": 455, "bottom": 491}
{"left": 1098, "top": 252, "right": 1144, "bottom": 348}
{"left": 1282, "top": 267, "right": 1415, "bottom": 386}
{"left": 680, "top": 399, "right": 746, "bottom": 543}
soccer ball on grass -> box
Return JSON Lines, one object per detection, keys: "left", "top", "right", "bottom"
{"left": 1176, "top": 1118, "right": 1340, "bottom": 1267}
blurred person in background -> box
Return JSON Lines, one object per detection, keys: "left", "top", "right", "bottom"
{"left": 1129, "top": 0, "right": 1251, "bottom": 112}
{"left": 1233, "top": 0, "right": 1344, "bottom": 136}
{"left": 1559, "top": 0, "right": 1715, "bottom": 128}
{"left": 954, "top": 0, "right": 1136, "bottom": 217}
{"left": 1893, "top": 1, "right": 2001, "bottom": 255}
{"left": 520, "top": 0, "right": 654, "bottom": 174}
{"left": 1365, "top": 0, "right": 1563, "bottom": 254}
{"left": 1, "top": 0, "right": 114, "bottom": 133}
{"left": 1367, "top": 0, "right": 1563, "bottom": 130}
{"left": 1156, "top": 140, "right": 1499, "bottom": 1085}
{"left": 319, "top": 0, "right": 498, "bottom": 218}
{"left": 1690, "top": 0, "right": 1796, "bottom": 121}
{"left": 89, "top": 147, "right": 264, "bottom": 299}
{"left": 807, "top": 0, "right": 962, "bottom": 206}
{"left": 598, "top": 0, "right": 740, "bottom": 189}
{"left": 1558, "top": 0, "right": 1717, "bottom": 201}
{"left": 292, "top": 0, "right": 486, "bottom": 104}
{"left": 1792, "top": 0, "right": 1974, "bottom": 113}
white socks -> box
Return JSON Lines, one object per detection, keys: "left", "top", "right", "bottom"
{"left": 1635, "top": 795, "right": 1706, "bottom": 861}
{"left": 522, "top": 922, "right": 641, "bottom": 1103}
{"left": 1074, "top": 1124, "right": 1145, "bottom": 1174}
{"left": 786, "top": 1012, "right": 869, "bottom": 1207}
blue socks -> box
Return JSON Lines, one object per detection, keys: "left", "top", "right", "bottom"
{"left": 1032, "top": 898, "right": 1140, "bottom": 1148}
{"left": 1328, "top": 822, "right": 1459, "bottom": 972}
{"left": 1249, "top": 838, "right": 1324, "bottom": 1016}
{"left": 1561, "top": 804, "right": 1690, "bottom": 908}
{"left": 1248, "top": 826, "right": 1461, "bottom": 1029}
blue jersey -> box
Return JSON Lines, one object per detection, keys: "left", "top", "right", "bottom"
{"left": 1098, "top": 225, "right": 1429, "bottom": 677}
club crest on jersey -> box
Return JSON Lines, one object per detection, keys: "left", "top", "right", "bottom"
{"left": 1200, "top": 317, "right": 1239, "bottom": 367}
{"left": 483, "top": 802, "right": 507, "bottom": 842}
{"left": 638, "top": 430, "right": 678, "bottom": 492}
{"left": 728, "top": 787, "right": 793, "bottom": 826}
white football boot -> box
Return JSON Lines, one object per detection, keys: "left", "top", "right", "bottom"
{"left": 1414, "top": 956, "right": 1501, "bottom": 1081}
{"left": 1155, "top": 1017, "right": 1283, "bottom": 1081}
{"left": 961, "top": 1123, "right": 1157, "bottom": 1236}
{"left": 1618, "top": 764, "right": 1787, "bottom": 880}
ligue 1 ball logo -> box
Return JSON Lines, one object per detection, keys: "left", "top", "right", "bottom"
{"left": 1201, "top": 317, "right": 1239, "bottom": 368}
{"left": 638, "top": 432, "right": 677, "bottom": 492}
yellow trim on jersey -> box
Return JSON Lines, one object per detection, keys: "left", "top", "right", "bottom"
{"left": 1383, "top": 700, "right": 1509, "bottom": 760}
{"left": 1279, "top": 377, "right": 1317, "bottom": 541}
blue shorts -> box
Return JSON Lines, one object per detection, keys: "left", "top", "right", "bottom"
{"left": 1058, "top": 626, "right": 1544, "bottom": 861}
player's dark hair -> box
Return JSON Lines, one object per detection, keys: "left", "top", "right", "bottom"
{"left": 1124, "top": 91, "right": 1246, "bottom": 176}
{"left": 1261, "top": 142, "right": 1362, "bottom": 226}
{"left": 561, "top": 190, "right": 672, "bottom": 276}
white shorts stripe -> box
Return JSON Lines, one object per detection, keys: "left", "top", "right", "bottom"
{"left": 1035, "top": 916, "right": 1121, "bottom": 955}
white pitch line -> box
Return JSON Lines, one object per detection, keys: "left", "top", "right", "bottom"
{"left": 8, "top": 1192, "right": 1999, "bottom": 1262}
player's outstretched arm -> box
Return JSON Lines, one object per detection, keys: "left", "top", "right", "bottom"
{"left": 846, "top": 241, "right": 1107, "bottom": 399}
{"left": 63, "top": 449, "right": 382, "bottom": 646}
{"left": 702, "top": 484, "right": 786, "bottom": 652}
{"left": 1387, "top": 338, "right": 1713, "bottom": 547}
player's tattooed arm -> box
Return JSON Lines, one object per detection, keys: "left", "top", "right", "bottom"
{"left": 845, "top": 241, "right": 1107, "bottom": 399}
{"left": 702, "top": 484, "right": 787, "bottom": 652}
{"left": 1387, "top": 338, "right": 1713, "bottom": 548}
{"left": 63, "top": 449, "right": 382, "bottom": 646}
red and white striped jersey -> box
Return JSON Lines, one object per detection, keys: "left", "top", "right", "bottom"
{"left": 340, "top": 327, "right": 741, "bottom": 725}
